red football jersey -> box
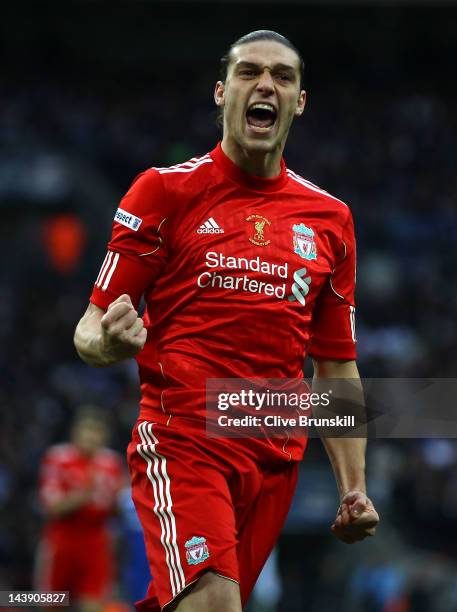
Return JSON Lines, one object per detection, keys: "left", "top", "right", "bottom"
{"left": 90, "top": 144, "right": 356, "bottom": 461}
{"left": 39, "top": 443, "right": 125, "bottom": 537}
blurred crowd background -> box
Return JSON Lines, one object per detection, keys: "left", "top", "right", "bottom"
{"left": 1, "top": 2, "right": 456, "bottom": 611}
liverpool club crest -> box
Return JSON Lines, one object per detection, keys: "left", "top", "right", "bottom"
{"left": 185, "top": 536, "right": 210, "bottom": 565}
{"left": 292, "top": 224, "right": 317, "bottom": 260}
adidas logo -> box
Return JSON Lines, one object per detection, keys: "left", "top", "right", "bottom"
{"left": 197, "top": 217, "right": 224, "bottom": 234}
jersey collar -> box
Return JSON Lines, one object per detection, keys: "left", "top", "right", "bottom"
{"left": 210, "top": 142, "right": 289, "bottom": 192}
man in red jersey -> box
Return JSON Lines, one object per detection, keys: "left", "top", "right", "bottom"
{"left": 74, "top": 30, "right": 379, "bottom": 612}
{"left": 36, "top": 408, "right": 126, "bottom": 612}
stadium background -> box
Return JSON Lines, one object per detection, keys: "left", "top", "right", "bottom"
{"left": 1, "top": 1, "right": 456, "bottom": 610}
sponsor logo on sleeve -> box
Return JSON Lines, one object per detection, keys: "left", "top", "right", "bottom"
{"left": 114, "top": 207, "right": 143, "bottom": 231}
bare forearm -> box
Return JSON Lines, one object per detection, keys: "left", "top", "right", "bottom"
{"left": 74, "top": 307, "right": 116, "bottom": 367}
{"left": 312, "top": 360, "right": 379, "bottom": 542}
{"left": 313, "top": 359, "right": 367, "bottom": 499}
{"left": 320, "top": 436, "right": 366, "bottom": 498}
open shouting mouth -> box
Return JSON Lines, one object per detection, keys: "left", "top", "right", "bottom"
{"left": 246, "top": 102, "right": 277, "bottom": 133}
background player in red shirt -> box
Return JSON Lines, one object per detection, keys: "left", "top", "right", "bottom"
{"left": 36, "top": 407, "right": 126, "bottom": 612}
{"left": 74, "top": 30, "right": 379, "bottom": 612}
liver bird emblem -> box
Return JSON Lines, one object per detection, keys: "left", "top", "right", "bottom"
{"left": 254, "top": 220, "right": 266, "bottom": 242}
{"left": 245, "top": 214, "right": 271, "bottom": 246}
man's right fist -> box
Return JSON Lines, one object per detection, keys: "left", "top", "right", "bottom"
{"left": 100, "top": 294, "right": 147, "bottom": 359}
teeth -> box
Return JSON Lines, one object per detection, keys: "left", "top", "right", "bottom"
{"left": 249, "top": 103, "right": 276, "bottom": 114}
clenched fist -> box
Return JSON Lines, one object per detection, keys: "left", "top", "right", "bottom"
{"left": 100, "top": 294, "right": 147, "bottom": 360}
{"left": 331, "top": 490, "right": 379, "bottom": 544}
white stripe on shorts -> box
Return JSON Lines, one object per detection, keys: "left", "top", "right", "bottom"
{"left": 137, "top": 421, "right": 186, "bottom": 597}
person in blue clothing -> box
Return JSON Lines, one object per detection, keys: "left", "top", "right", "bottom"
{"left": 118, "top": 487, "right": 152, "bottom": 605}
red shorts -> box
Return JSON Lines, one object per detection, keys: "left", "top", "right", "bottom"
{"left": 127, "top": 418, "right": 299, "bottom": 611}
{"left": 35, "top": 529, "right": 113, "bottom": 600}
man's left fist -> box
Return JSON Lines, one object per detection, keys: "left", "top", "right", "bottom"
{"left": 331, "top": 490, "right": 379, "bottom": 544}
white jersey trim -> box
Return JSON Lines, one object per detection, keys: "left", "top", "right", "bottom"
{"left": 153, "top": 154, "right": 213, "bottom": 174}
{"left": 152, "top": 153, "right": 210, "bottom": 171}
{"left": 329, "top": 277, "right": 345, "bottom": 300}
{"left": 350, "top": 305, "right": 357, "bottom": 343}
{"left": 102, "top": 252, "right": 119, "bottom": 290}
{"left": 287, "top": 169, "right": 348, "bottom": 207}
{"left": 95, "top": 251, "right": 119, "bottom": 291}
{"left": 95, "top": 252, "right": 111, "bottom": 286}
{"left": 157, "top": 157, "right": 213, "bottom": 174}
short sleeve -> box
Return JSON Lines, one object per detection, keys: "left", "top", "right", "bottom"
{"left": 309, "top": 209, "right": 357, "bottom": 360}
{"left": 90, "top": 169, "right": 168, "bottom": 310}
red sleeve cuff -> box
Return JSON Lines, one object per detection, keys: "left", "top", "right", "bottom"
{"left": 308, "top": 335, "right": 357, "bottom": 361}
{"left": 89, "top": 291, "right": 111, "bottom": 312}
{"left": 90, "top": 248, "right": 162, "bottom": 311}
